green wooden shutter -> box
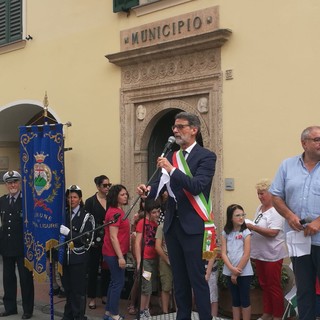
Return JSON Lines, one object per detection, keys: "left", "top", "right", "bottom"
{"left": 113, "top": 0, "right": 139, "bottom": 13}
{"left": 0, "top": 0, "right": 22, "bottom": 46}
{"left": 9, "top": 0, "right": 22, "bottom": 42}
{"left": 0, "top": 0, "right": 7, "bottom": 45}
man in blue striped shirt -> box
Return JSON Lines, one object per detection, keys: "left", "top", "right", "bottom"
{"left": 270, "top": 126, "right": 320, "bottom": 320}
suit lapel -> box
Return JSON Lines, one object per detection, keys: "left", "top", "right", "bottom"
{"left": 186, "top": 143, "right": 200, "bottom": 163}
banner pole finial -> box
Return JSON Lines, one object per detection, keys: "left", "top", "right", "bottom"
{"left": 43, "top": 91, "right": 49, "bottom": 118}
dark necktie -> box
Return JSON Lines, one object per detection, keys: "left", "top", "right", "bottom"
{"left": 9, "top": 196, "right": 15, "bottom": 206}
{"left": 182, "top": 150, "right": 188, "bottom": 158}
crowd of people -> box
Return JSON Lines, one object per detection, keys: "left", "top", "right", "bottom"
{"left": 0, "top": 118, "right": 320, "bottom": 320}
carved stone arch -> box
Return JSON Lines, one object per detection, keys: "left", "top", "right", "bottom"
{"left": 121, "top": 93, "right": 223, "bottom": 227}
{"left": 135, "top": 99, "right": 209, "bottom": 151}
{"left": 136, "top": 110, "right": 167, "bottom": 152}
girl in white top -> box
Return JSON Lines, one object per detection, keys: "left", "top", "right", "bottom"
{"left": 221, "top": 204, "right": 253, "bottom": 320}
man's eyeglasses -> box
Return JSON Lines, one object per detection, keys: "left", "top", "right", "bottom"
{"left": 306, "top": 137, "right": 320, "bottom": 143}
{"left": 172, "top": 124, "right": 190, "bottom": 130}
{"left": 254, "top": 213, "right": 263, "bottom": 224}
{"left": 102, "top": 183, "right": 112, "bottom": 188}
{"left": 234, "top": 213, "right": 246, "bottom": 218}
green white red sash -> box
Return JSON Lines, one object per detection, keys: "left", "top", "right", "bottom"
{"left": 172, "top": 150, "right": 217, "bottom": 260}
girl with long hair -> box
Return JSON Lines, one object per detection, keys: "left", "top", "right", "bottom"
{"left": 221, "top": 204, "right": 253, "bottom": 320}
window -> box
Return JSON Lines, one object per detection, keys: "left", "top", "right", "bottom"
{"left": 133, "top": 0, "right": 194, "bottom": 17}
{"left": 113, "top": 0, "right": 139, "bottom": 13}
{"left": 139, "top": 0, "right": 161, "bottom": 4}
{"left": 0, "top": 0, "right": 22, "bottom": 46}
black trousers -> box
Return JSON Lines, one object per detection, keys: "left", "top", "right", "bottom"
{"left": 165, "top": 218, "right": 211, "bottom": 320}
{"left": 291, "top": 245, "right": 320, "bottom": 320}
{"left": 62, "top": 263, "right": 87, "bottom": 320}
{"left": 2, "top": 255, "right": 34, "bottom": 315}
{"left": 87, "top": 246, "right": 110, "bottom": 298}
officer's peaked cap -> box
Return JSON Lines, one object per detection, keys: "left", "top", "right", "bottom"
{"left": 3, "top": 171, "right": 21, "bottom": 183}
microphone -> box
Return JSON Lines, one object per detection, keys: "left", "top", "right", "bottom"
{"left": 160, "top": 136, "right": 176, "bottom": 157}
{"left": 113, "top": 213, "right": 121, "bottom": 221}
{"left": 299, "top": 216, "right": 313, "bottom": 225}
{"left": 122, "top": 136, "right": 175, "bottom": 222}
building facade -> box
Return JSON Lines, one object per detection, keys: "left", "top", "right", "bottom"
{"left": 0, "top": 0, "right": 319, "bottom": 232}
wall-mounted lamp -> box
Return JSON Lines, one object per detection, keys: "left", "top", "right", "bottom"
{"left": 25, "top": 35, "right": 33, "bottom": 41}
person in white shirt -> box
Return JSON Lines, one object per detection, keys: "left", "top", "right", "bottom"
{"left": 246, "top": 179, "right": 287, "bottom": 320}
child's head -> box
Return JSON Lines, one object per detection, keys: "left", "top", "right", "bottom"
{"left": 224, "top": 204, "right": 247, "bottom": 234}
{"left": 144, "top": 198, "right": 161, "bottom": 222}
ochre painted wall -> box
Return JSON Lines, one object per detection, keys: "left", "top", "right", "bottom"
{"left": 0, "top": 0, "right": 319, "bottom": 221}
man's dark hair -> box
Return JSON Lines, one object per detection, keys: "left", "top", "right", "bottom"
{"left": 175, "top": 112, "right": 201, "bottom": 133}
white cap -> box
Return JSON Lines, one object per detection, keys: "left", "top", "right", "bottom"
{"left": 68, "top": 185, "right": 81, "bottom": 191}
{"left": 3, "top": 171, "right": 21, "bottom": 183}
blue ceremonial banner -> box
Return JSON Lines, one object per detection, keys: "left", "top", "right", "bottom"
{"left": 19, "top": 124, "right": 65, "bottom": 282}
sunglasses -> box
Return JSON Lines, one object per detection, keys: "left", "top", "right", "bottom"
{"left": 102, "top": 183, "right": 112, "bottom": 188}
{"left": 254, "top": 213, "right": 263, "bottom": 224}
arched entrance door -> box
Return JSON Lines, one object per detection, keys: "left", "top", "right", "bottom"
{"left": 147, "top": 109, "right": 180, "bottom": 179}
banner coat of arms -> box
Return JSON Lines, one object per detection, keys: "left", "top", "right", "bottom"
{"left": 19, "top": 124, "right": 65, "bottom": 282}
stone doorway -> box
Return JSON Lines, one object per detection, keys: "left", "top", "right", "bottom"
{"left": 106, "top": 28, "right": 231, "bottom": 232}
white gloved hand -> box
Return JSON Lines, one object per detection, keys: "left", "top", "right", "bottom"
{"left": 60, "top": 225, "right": 70, "bottom": 236}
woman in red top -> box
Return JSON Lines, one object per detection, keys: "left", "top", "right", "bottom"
{"left": 102, "top": 185, "right": 130, "bottom": 320}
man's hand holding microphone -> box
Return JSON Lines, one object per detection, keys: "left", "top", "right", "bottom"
{"left": 137, "top": 184, "right": 151, "bottom": 198}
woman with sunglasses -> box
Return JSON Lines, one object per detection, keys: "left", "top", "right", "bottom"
{"left": 246, "top": 179, "right": 287, "bottom": 320}
{"left": 84, "top": 175, "right": 112, "bottom": 309}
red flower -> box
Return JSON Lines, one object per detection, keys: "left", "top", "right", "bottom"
{"left": 235, "top": 233, "right": 243, "bottom": 240}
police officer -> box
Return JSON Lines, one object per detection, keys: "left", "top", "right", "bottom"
{"left": 60, "top": 185, "right": 93, "bottom": 320}
{"left": 0, "top": 171, "right": 34, "bottom": 319}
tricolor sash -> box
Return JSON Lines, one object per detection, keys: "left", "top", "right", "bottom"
{"left": 172, "top": 150, "right": 217, "bottom": 260}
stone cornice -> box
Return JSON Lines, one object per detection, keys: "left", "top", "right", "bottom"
{"left": 106, "top": 28, "right": 232, "bottom": 67}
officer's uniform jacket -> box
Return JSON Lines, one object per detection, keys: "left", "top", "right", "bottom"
{"left": 63, "top": 206, "right": 92, "bottom": 265}
{"left": 0, "top": 192, "right": 24, "bottom": 256}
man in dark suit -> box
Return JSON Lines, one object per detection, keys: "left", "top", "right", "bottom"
{"left": 0, "top": 171, "right": 34, "bottom": 319}
{"left": 137, "top": 112, "right": 216, "bottom": 320}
